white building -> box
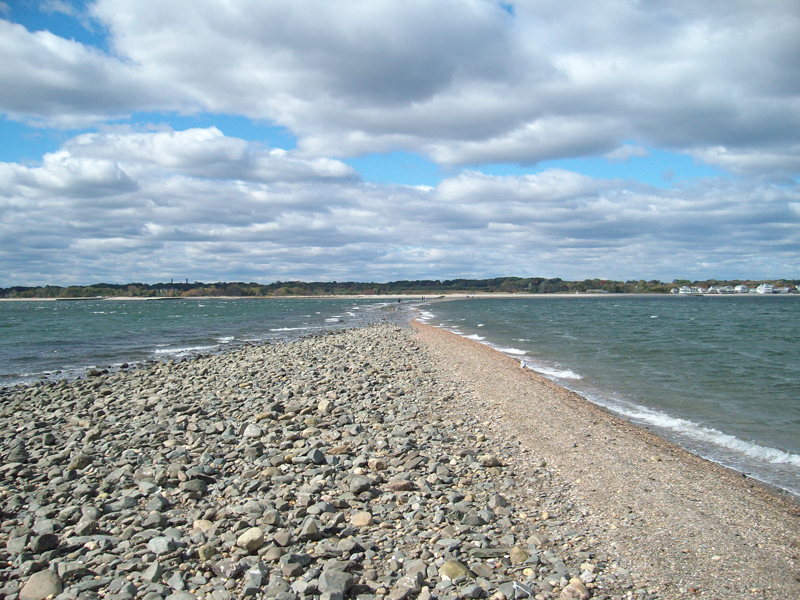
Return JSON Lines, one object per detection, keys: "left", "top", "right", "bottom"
{"left": 756, "top": 283, "right": 774, "bottom": 294}
{"left": 734, "top": 285, "right": 750, "bottom": 293}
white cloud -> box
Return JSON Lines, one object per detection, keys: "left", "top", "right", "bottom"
{"left": 40, "top": 1, "right": 77, "bottom": 16}
{"left": 1, "top": 129, "right": 798, "bottom": 285}
{"left": 0, "top": 0, "right": 797, "bottom": 175}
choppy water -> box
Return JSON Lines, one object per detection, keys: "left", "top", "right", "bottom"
{"left": 418, "top": 295, "right": 800, "bottom": 497}
{"left": 0, "top": 297, "right": 397, "bottom": 387}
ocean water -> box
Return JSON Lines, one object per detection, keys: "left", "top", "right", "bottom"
{"left": 0, "top": 297, "right": 398, "bottom": 387}
{"left": 418, "top": 295, "right": 800, "bottom": 497}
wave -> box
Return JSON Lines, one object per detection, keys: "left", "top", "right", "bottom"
{"left": 269, "top": 327, "right": 311, "bottom": 332}
{"left": 416, "top": 310, "right": 435, "bottom": 322}
{"left": 493, "top": 345, "right": 527, "bottom": 356}
{"left": 612, "top": 403, "right": 800, "bottom": 467}
{"left": 522, "top": 361, "right": 583, "bottom": 380}
{"left": 216, "top": 336, "right": 234, "bottom": 343}
{"left": 153, "top": 344, "right": 218, "bottom": 356}
{"left": 465, "top": 334, "right": 485, "bottom": 341}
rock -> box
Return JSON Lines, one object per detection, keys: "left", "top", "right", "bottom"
{"left": 462, "top": 584, "right": 484, "bottom": 599}
{"left": 272, "top": 530, "right": 292, "bottom": 547}
{"left": 387, "top": 479, "right": 414, "bottom": 492}
{"left": 20, "top": 569, "right": 63, "bottom": 600}
{"left": 319, "top": 570, "right": 354, "bottom": 595}
{"left": 237, "top": 527, "right": 265, "bottom": 552}
{"left": 350, "top": 511, "right": 374, "bottom": 527}
{"left": 143, "top": 561, "right": 164, "bottom": 583}
{"left": 509, "top": 546, "right": 529, "bottom": 564}
{"left": 559, "top": 578, "right": 590, "bottom": 599}
{"left": 298, "top": 518, "right": 321, "bottom": 541}
{"left": 438, "top": 560, "right": 473, "bottom": 581}
{"left": 147, "top": 536, "right": 175, "bottom": 555}
{"left": 30, "top": 533, "right": 59, "bottom": 554}
{"left": 244, "top": 424, "right": 263, "bottom": 438}
{"left": 348, "top": 475, "right": 372, "bottom": 494}
{"left": 479, "top": 455, "right": 502, "bottom": 467}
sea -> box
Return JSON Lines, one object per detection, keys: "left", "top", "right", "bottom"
{"left": 418, "top": 294, "right": 800, "bottom": 498}
{"left": 2, "top": 293, "right": 799, "bottom": 498}
{"left": 0, "top": 297, "right": 400, "bottom": 387}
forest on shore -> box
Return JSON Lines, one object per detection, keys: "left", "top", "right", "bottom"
{"left": 2, "top": 277, "right": 798, "bottom": 298}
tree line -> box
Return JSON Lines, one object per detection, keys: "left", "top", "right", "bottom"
{"left": 2, "top": 277, "right": 798, "bottom": 298}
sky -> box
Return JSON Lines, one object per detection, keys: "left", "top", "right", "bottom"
{"left": 1, "top": 0, "right": 799, "bottom": 286}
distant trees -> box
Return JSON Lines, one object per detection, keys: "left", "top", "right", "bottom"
{"left": 1, "top": 278, "right": 796, "bottom": 299}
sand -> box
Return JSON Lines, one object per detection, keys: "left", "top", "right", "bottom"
{"left": 411, "top": 320, "right": 800, "bottom": 599}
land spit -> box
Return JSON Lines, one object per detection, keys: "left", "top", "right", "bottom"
{"left": 0, "top": 321, "right": 797, "bottom": 600}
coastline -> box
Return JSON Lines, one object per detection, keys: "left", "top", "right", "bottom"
{"left": 411, "top": 320, "right": 800, "bottom": 598}
{"left": 0, "top": 320, "right": 797, "bottom": 599}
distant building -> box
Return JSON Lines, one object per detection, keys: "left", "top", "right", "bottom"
{"left": 734, "top": 285, "right": 750, "bottom": 293}
{"left": 756, "top": 283, "right": 774, "bottom": 294}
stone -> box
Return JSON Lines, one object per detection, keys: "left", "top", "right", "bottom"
{"left": 387, "top": 479, "right": 414, "bottom": 492}
{"left": 350, "top": 511, "right": 373, "bottom": 527}
{"left": 559, "top": 578, "right": 590, "bottom": 599}
{"left": 462, "top": 584, "right": 484, "bottom": 599}
{"left": 237, "top": 527, "right": 265, "bottom": 552}
{"left": 438, "top": 560, "right": 473, "bottom": 581}
{"left": 272, "top": 530, "right": 292, "bottom": 547}
{"left": 147, "top": 537, "right": 175, "bottom": 556}
{"left": 319, "top": 570, "right": 354, "bottom": 595}
{"left": 143, "top": 561, "right": 164, "bottom": 583}
{"left": 348, "top": 475, "right": 372, "bottom": 494}
{"left": 20, "top": 569, "right": 63, "bottom": 600}
{"left": 298, "top": 518, "right": 321, "bottom": 541}
{"left": 509, "top": 546, "right": 529, "bottom": 564}
{"left": 244, "top": 423, "right": 263, "bottom": 438}
{"left": 30, "top": 533, "right": 59, "bottom": 554}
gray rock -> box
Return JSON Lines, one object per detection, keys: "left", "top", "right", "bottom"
{"left": 20, "top": 569, "right": 63, "bottom": 600}
{"left": 319, "top": 570, "right": 355, "bottom": 595}
{"left": 147, "top": 537, "right": 175, "bottom": 556}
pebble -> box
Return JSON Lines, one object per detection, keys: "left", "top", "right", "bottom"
{"left": 0, "top": 322, "right": 640, "bottom": 600}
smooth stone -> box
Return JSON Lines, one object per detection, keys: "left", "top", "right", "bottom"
{"left": 350, "top": 511, "right": 373, "bottom": 527}
{"left": 509, "top": 546, "right": 529, "bottom": 564}
{"left": 438, "top": 560, "right": 473, "bottom": 581}
{"left": 559, "top": 579, "right": 590, "bottom": 599}
{"left": 20, "top": 570, "right": 63, "bottom": 600}
{"left": 237, "top": 527, "right": 265, "bottom": 552}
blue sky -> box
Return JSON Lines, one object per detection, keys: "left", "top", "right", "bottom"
{"left": 0, "top": 1, "right": 731, "bottom": 187}
{"left": 1, "top": 1, "right": 798, "bottom": 285}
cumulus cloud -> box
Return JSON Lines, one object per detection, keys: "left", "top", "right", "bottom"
{"left": 1, "top": 129, "right": 798, "bottom": 285}
{"left": 1, "top": 0, "right": 798, "bottom": 175}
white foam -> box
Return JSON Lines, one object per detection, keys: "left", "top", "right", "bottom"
{"left": 493, "top": 346, "right": 527, "bottom": 356}
{"left": 465, "top": 334, "right": 485, "bottom": 341}
{"left": 153, "top": 344, "right": 217, "bottom": 356}
{"left": 524, "top": 363, "right": 583, "bottom": 380}
{"left": 269, "top": 327, "right": 310, "bottom": 332}
{"left": 216, "top": 336, "right": 234, "bottom": 343}
{"left": 606, "top": 403, "right": 800, "bottom": 467}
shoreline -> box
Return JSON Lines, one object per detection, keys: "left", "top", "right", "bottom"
{"left": 0, "top": 321, "right": 798, "bottom": 599}
{"left": 411, "top": 320, "right": 800, "bottom": 598}
{"left": 2, "top": 291, "right": 797, "bottom": 303}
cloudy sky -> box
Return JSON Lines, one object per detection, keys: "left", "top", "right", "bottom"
{"left": 1, "top": 0, "right": 799, "bottom": 286}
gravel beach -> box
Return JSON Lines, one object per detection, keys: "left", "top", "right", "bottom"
{"left": 0, "top": 320, "right": 797, "bottom": 600}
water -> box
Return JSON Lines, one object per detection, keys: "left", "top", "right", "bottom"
{"left": 0, "top": 297, "right": 398, "bottom": 387}
{"left": 418, "top": 294, "right": 800, "bottom": 497}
